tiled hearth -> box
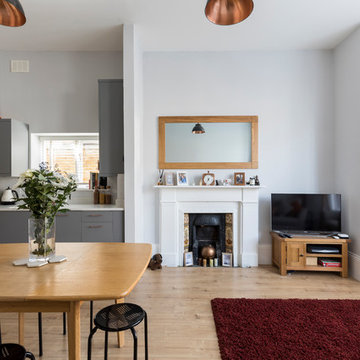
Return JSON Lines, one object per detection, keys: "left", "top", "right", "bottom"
{"left": 155, "top": 185, "right": 261, "bottom": 267}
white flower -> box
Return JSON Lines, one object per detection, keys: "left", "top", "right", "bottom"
{"left": 20, "top": 169, "right": 34, "bottom": 179}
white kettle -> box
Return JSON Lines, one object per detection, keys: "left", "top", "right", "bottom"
{"left": 1, "top": 187, "right": 19, "bottom": 205}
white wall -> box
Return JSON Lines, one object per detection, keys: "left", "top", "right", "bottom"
{"left": 142, "top": 50, "right": 335, "bottom": 261}
{"left": 334, "top": 27, "right": 360, "bottom": 278}
{"left": 123, "top": 25, "right": 144, "bottom": 243}
{"left": 0, "top": 51, "right": 122, "bottom": 133}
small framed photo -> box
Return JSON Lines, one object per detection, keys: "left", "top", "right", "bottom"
{"left": 222, "top": 253, "right": 232, "bottom": 267}
{"left": 184, "top": 251, "right": 194, "bottom": 267}
{"left": 177, "top": 171, "right": 188, "bottom": 186}
{"left": 234, "top": 172, "right": 245, "bottom": 186}
{"left": 164, "top": 172, "right": 174, "bottom": 185}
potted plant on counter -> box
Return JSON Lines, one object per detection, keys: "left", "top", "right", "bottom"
{"left": 15, "top": 163, "right": 77, "bottom": 262}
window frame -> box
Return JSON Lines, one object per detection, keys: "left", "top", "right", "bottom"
{"left": 38, "top": 134, "right": 99, "bottom": 187}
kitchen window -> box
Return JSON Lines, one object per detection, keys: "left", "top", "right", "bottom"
{"left": 38, "top": 135, "right": 99, "bottom": 187}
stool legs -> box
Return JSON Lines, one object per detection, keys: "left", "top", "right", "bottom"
{"left": 63, "top": 312, "right": 66, "bottom": 335}
{"left": 144, "top": 312, "right": 148, "bottom": 360}
{"left": 38, "top": 312, "right": 67, "bottom": 356}
{"left": 90, "top": 301, "right": 93, "bottom": 331}
{"left": 87, "top": 326, "right": 98, "bottom": 360}
{"left": 130, "top": 327, "right": 138, "bottom": 360}
{"left": 104, "top": 331, "right": 108, "bottom": 360}
{"left": 38, "top": 312, "right": 43, "bottom": 357}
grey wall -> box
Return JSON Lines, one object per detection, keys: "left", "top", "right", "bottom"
{"left": 142, "top": 50, "right": 335, "bottom": 262}
{"left": 334, "top": 28, "right": 360, "bottom": 260}
{"left": 0, "top": 51, "right": 123, "bottom": 133}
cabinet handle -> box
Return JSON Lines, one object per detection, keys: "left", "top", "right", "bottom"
{"left": 88, "top": 225, "right": 103, "bottom": 229}
{"left": 299, "top": 254, "right": 304, "bottom": 257}
{"left": 87, "top": 214, "right": 102, "bottom": 217}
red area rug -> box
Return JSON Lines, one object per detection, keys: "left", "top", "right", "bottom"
{"left": 211, "top": 298, "right": 360, "bottom": 360}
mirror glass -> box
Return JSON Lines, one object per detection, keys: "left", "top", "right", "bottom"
{"left": 165, "top": 122, "right": 252, "bottom": 163}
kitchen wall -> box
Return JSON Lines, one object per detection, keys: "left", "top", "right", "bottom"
{"left": 334, "top": 27, "right": 360, "bottom": 279}
{"left": 142, "top": 50, "right": 335, "bottom": 262}
{"left": 0, "top": 51, "right": 122, "bottom": 132}
{"left": 0, "top": 50, "right": 123, "bottom": 200}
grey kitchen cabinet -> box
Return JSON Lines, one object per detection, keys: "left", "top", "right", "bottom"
{"left": 55, "top": 212, "right": 82, "bottom": 242}
{"left": 0, "top": 210, "right": 124, "bottom": 244}
{"left": 98, "top": 79, "right": 124, "bottom": 176}
{"left": 82, "top": 222, "right": 114, "bottom": 242}
{"left": 81, "top": 211, "right": 124, "bottom": 242}
{"left": 0, "top": 211, "right": 30, "bottom": 243}
{"left": 0, "top": 119, "right": 29, "bottom": 177}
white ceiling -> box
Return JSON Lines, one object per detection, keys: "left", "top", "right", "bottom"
{"left": 0, "top": 0, "right": 359, "bottom": 52}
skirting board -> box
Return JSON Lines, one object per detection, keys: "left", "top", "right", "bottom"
{"left": 258, "top": 243, "right": 272, "bottom": 265}
{"left": 349, "top": 252, "right": 360, "bottom": 281}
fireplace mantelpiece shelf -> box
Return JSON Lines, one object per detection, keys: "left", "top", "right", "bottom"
{"left": 155, "top": 185, "right": 263, "bottom": 267}
{"left": 154, "top": 185, "right": 263, "bottom": 189}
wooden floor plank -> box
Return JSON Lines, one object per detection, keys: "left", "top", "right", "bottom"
{"left": 1, "top": 266, "right": 360, "bottom": 359}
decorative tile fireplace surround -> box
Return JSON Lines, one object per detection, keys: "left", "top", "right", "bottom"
{"left": 155, "top": 186, "right": 261, "bottom": 267}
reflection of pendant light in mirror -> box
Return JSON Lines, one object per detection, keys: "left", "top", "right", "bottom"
{"left": 0, "top": 0, "right": 26, "bottom": 27}
{"left": 192, "top": 123, "right": 205, "bottom": 134}
{"left": 205, "top": 0, "right": 254, "bottom": 26}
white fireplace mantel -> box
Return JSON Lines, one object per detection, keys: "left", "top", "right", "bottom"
{"left": 155, "top": 185, "right": 263, "bottom": 267}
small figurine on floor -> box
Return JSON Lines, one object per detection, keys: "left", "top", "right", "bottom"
{"left": 148, "top": 253, "right": 163, "bottom": 270}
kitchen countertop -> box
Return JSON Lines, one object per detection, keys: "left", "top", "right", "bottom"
{"left": 0, "top": 204, "right": 124, "bottom": 212}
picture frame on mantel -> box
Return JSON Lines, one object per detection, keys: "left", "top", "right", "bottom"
{"left": 234, "top": 172, "right": 245, "bottom": 186}
{"left": 177, "top": 171, "right": 188, "bottom": 186}
{"left": 164, "top": 172, "right": 174, "bottom": 185}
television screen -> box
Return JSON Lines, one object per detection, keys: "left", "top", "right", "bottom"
{"left": 271, "top": 194, "right": 341, "bottom": 233}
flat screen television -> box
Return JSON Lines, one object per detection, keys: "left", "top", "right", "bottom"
{"left": 271, "top": 193, "right": 341, "bottom": 234}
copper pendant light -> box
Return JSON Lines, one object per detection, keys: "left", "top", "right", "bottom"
{"left": 192, "top": 123, "right": 205, "bottom": 134}
{"left": 0, "top": 0, "right": 26, "bottom": 27}
{"left": 205, "top": 0, "right": 254, "bottom": 26}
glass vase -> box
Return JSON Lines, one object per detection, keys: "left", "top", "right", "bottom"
{"left": 28, "top": 217, "right": 56, "bottom": 262}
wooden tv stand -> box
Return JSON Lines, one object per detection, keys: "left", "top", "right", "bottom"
{"left": 271, "top": 232, "right": 350, "bottom": 277}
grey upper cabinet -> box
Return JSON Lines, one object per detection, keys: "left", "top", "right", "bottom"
{"left": 0, "top": 119, "right": 29, "bottom": 177}
{"left": 98, "top": 79, "right": 124, "bottom": 176}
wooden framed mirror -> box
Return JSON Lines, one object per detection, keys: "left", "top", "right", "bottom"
{"left": 159, "top": 116, "right": 258, "bottom": 169}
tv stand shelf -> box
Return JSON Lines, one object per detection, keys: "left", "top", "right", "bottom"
{"left": 271, "top": 232, "right": 350, "bottom": 277}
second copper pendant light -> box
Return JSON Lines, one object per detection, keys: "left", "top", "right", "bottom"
{"left": 205, "top": 0, "right": 254, "bottom": 26}
{"left": 0, "top": 0, "right": 26, "bottom": 27}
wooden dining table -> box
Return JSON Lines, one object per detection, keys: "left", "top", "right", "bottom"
{"left": 0, "top": 242, "right": 152, "bottom": 359}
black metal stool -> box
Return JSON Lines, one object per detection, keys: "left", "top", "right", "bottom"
{"left": 0, "top": 344, "right": 35, "bottom": 360}
{"left": 87, "top": 303, "right": 148, "bottom": 360}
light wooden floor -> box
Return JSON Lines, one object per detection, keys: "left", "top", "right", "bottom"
{"left": 1, "top": 266, "right": 360, "bottom": 359}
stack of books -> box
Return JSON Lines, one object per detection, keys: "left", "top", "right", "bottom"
{"left": 318, "top": 258, "right": 341, "bottom": 267}
{"left": 89, "top": 172, "right": 99, "bottom": 189}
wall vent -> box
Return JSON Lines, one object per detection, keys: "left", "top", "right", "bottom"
{"left": 10, "top": 60, "right": 29, "bottom": 73}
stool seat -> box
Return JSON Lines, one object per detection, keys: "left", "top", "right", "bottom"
{"left": 0, "top": 344, "right": 35, "bottom": 360}
{"left": 95, "top": 303, "right": 145, "bottom": 332}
